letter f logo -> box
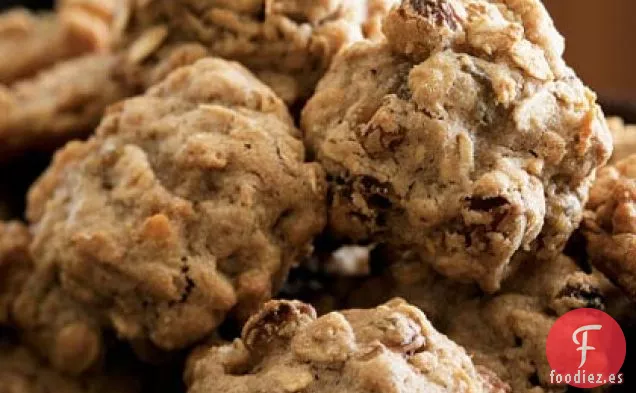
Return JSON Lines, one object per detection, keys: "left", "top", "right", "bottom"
{"left": 572, "top": 324, "right": 602, "bottom": 368}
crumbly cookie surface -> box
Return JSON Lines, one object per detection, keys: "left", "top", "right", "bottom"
{"left": 186, "top": 298, "right": 509, "bottom": 393}
{"left": 607, "top": 117, "right": 636, "bottom": 164}
{"left": 0, "top": 54, "right": 133, "bottom": 159}
{"left": 302, "top": 0, "right": 612, "bottom": 291}
{"left": 115, "top": 0, "right": 398, "bottom": 103}
{"left": 583, "top": 154, "right": 636, "bottom": 300}
{"left": 16, "top": 58, "right": 326, "bottom": 372}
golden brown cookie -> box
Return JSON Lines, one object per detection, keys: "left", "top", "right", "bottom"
{"left": 302, "top": 0, "right": 612, "bottom": 292}
{"left": 0, "top": 54, "right": 133, "bottom": 159}
{"left": 185, "top": 299, "right": 509, "bottom": 393}
{"left": 0, "top": 2, "right": 126, "bottom": 158}
{"left": 448, "top": 255, "right": 617, "bottom": 393}
{"left": 114, "top": 0, "right": 398, "bottom": 104}
{"left": 349, "top": 254, "right": 617, "bottom": 393}
{"left": 607, "top": 117, "right": 636, "bottom": 164}
{"left": 0, "top": 0, "right": 396, "bottom": 157}
{"left": 14, "top": 58, "right": 326, "bottom": 374}
{"left": 582, "top": 154, "right": 636, "bottom": 301}
{"left": 0, "top": 5, "right": 112, "bottom": 84}
{"left": 0, "top": 222, "right": 102, "bottom": 375}
{"left": 57, "top": 0, "right": 118, "bottom": 53}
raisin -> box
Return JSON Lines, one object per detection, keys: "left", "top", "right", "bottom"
{"left": 409, "top": 0, "right": 460, "bottom": 29}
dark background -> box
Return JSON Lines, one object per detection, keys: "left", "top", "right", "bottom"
{"left": 0, "top": 0, "right": 52, "bottom": 9}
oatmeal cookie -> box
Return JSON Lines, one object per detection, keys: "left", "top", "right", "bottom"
{"left": 0, "top": 222, "right": 102, "bottom": 375}
{"left": 185, "top": 299, "right": 509, "bottom": 393}
{"left": 348, "top": 254, "right": 615, "bottom": 393}
{"left": 115, "top": 0, "right": 398, "bottom": 104}
{"left": 302, "top": 0, "right": 612, "bottom": 292}
{"left": 0, "top": 4, "right": 113, "bottom": 84}
{"left": 447, "top": 255, "right": 615, "bottom": 393}
{"left": 0, "top": 338, "right": 140, "bottom": 393}
{"left": 607, "top": 117, "right": 636, "bottom": 164}
{"left": 12, "top": 265, "right": 104, "bottom": 375}
{"left": 15, "top": 58, "right": 326, "bottom": 373}
{"left": 0, "top": 54, "right": 133, "bottom": 158}
{"left": 0, "top": 2, "right": 128, "bottom": 158}
{"left": 582, "top": 154, "right": 636, "bottom": 301}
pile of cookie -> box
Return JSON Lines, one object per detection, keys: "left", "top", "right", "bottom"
{"left": 0, "top": 1, "right": 634, "bottom": 392}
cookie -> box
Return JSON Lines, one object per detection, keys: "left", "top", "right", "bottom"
{"left": 0, "top": 54, "right": 133, "bottom": 159}
{"left": 582, "top": 154, "right": 636, "bottom": 301}
{"left": 0, "top": 221, "right": 103, "bottom": 375}
{"left": 448, "top": 255, "right": 616, "bottom": 393}
{"left": 348, "top": 253, "right": 617, "bottom": 393}
{"left": 0, "top": 2, "right": 125, "bottom": 158}
{"left": 185, "top": 299, "right": 509, "bottom": 393}
{"left": 607, "top": 117, "right": 636, "bottom": 164}
{"left": 0, "top": 5, "right": 111, "bottom": 84}
{"left": 115, "top": 0, "right": 398, "bottom": 104}
{"left": 302, "top": 0, "right": 612, "bottom": 292}
{"left": 14, "top": 58, "right": 326, "bottom": 373}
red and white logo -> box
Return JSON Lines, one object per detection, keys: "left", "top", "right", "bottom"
{"left": 546, "top": 308, "right": 626, "bottom": 388}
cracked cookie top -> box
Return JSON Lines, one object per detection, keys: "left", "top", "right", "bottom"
{"left": 186, "top": 298, "right": 509, "bottom": 393}
{"left": 18, "top": 58, "right": 326, "bottom": 371}
{"left": 302, "top": 0, "right": 612, "bottom": 292}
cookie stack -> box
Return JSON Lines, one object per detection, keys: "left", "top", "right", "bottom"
{"left": 0, "top": 1, "right": 633, "bottom": 393}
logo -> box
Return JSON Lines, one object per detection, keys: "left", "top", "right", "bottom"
{"left": 546, "top": 308, "right": 626, "bottom": 388}
{"left": 572, "top": 324, "right": 602, "bottom": 368}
